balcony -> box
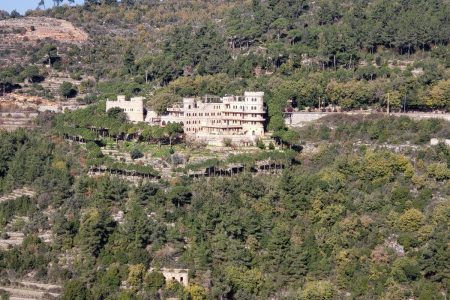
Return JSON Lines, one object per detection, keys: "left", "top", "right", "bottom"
{"left": 222, "top": 108, "right": 265, "bottom": 113}
{"left": 201, "top": 124, "right": 243, "bottom": 129}
{"left": 221, "top": 115, "right": 265, "bottom": 121}
{"left": 167, "top": 106, "right": 184, "bottom": 112}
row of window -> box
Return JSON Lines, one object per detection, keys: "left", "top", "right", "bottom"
{"left": 223, "top": 106, "right": 261, "bottom": 111}
{"left": 224, "top": 113, "right": 243, "bottom": 117}
{"left": 223, "top": 112, "right": 262, "bottom": 117}
{"left": 186, "top": 112, "right": 222, "bottom": 117}
{"left": 227, "top": 121, "right": 259, "bottom": 125}
{"left": 118, "top": 108, "right": 140, "bottom": 112}
{"left": 185, "top": 123, "right": 260, "bottom": 133}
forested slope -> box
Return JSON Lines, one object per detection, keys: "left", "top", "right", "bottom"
{"left": 0, "top": 116, "right": 448, "bottom": 299}
{"left": 0, "top": 2, "right": 449, "bottom": 298}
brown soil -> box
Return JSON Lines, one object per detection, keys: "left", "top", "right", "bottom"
{"left": 0, "top": 17, "right": 88, "bottom": 43}
{"left": 0, "top": 93, "right": 54, "bottom": 111}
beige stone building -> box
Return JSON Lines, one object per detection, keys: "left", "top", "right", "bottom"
{"left": 106, "top": 92, "right": 267, "bottom": 145}
{"left": 157, "top": 91, "right": 266, "bottom": 145}
{"left": 149, "top": 268, "right": 189, "bottom": 287}
{"left": 106, "top": 95, "right": 145, "bottom": 123}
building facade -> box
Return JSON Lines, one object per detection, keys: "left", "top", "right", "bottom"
{"left": 159, "top": 91, "right": 266, "bottom": 145}
{"left": 149, "top": 268, "right": 189, "bottom": 287}
{"left": 107, "top": 92, "right": 266, "bottom": 145}
{"left": 106, "top": 95, "right": 145, "bottom": 123}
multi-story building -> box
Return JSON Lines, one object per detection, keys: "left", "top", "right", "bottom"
{"left": 106, "top": 95, "right": 144, "bottom": 123}
{"left": 107, "top": 92, "right": 266, "bottom": 145}
{"left": 159, "top": 91, "right": 266, "bottom": 145}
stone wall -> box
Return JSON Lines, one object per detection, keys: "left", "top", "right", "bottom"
{"left": 106, "top": 96, "right": 144, "bottom": 123}
{"left": 149, "top": 268, "right": 189, "bottom": 287}
{"left": 285, "top": 111, "right": 450, "bottom": 127}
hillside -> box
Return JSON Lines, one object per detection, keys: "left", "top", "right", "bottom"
{"left": 0, "top": 0, "right": 449, "bottom": 127}
{"left": 0, "top": 1, "right": 449, "bottom": 299}
{"left": 0, "top": 16, "right": 88, "bottom": 43}
{"left": 0, "top": 113, "right": 448, "bottom": 299}
{"left": 0, "top": 17, "right": 88, "bottom": 65}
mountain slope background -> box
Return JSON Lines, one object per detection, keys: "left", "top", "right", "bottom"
{"left": 0, "top": 2, "right": 449, "bottom": 299}
{"left": 0, "top": 0, "right": 449, "bottom": 128}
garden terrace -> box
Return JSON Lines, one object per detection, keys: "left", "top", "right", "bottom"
{"left": 252, "top": 160, "right": 285, "bottom": 173}
{"left": 295, "top": 115, "right": 450, "bottom": 145}
{"left": 184, "top": 150, "right": 297, "bottom": 172}
{"left": 0, "top": 280, "right": 61, "bottom": 299}
{"left": 187, "top": 160, "right": 285, "bottom": 179}
{"left": 0, "top": 187, "right": 35, "bottom": 204}
{"left": 56, "top": 103, "right": 184, "bottom": 145}
{"left": 0, "top": 231, "right": 53, "bottom": 250}
{"left": 88, "top": 162, "right": 160, "bottom": 180}
{"left": 0, "top": 112, "right": 39, "bottom": 132}
{"left": 183, "top": 151, "right": 295, "bottom": 179}
{"left": 188, "top": 164, "right": 245, "bottom": 178}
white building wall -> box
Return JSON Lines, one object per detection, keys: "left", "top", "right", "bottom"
{"left": 161, "top": 91, "right": 266, "bottom": 145}
{"left": 106, "top": 96, "right": 144, "bottom": 123}
{"left": 114, "top": 91, "right": 267, "bottom": 146}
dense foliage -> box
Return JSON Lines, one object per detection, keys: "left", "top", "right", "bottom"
{"left": 297, "top": 114, "right": 450, "bottom": 145}
{"left": 54, "top": 101, "right": 183, "bottom": 145}
{"left": 1, "top": 0, "right": 448, "bottom": 129}
{"left": 0, "top": 1, "right": 449, "bottom": 298}
{"left": 0, "top": 115, "right": 448, "bottom": 299}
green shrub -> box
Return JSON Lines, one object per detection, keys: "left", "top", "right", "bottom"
{"left": 426, "top": 163, "right": 450, "bottom": 180}
{"left": 256, "top": 138, "right": 265, "bottom": 149}
{"left": 130, "top": 149, "right": 144, "bottom": 160}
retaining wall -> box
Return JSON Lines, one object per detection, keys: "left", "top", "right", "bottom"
{"left": 285, "top": 111, "right": 450, "bottom": 127}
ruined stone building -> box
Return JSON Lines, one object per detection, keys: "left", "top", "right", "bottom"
{"left": 149, "top": 268, "right": 189, "bottom": 287}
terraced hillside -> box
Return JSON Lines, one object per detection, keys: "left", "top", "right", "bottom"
{"left": 0, "top": 17, "right": 88, "bottom": 65}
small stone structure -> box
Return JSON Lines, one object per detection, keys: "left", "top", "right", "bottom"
{"left": 149, "top": 268, "right": 189, "bottom": 287}
{"left": 106, "top": 95, "right": 145, "bottom": 123}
